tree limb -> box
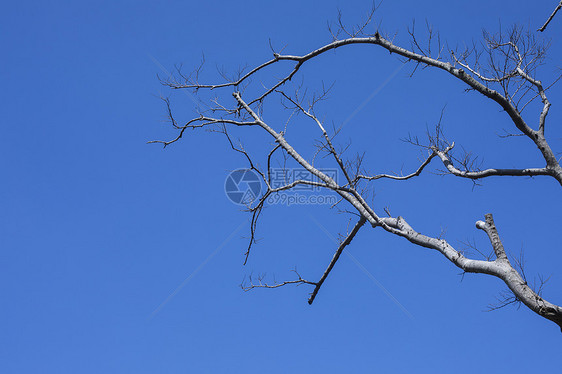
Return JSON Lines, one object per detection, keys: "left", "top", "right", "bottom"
{"left": 308, "top": 216, "right": 367, "bottom": 304}
{"left": 538, "top": 1, "right": 562, "bottom": 32}
{"left": 154, "top": 20, "right": 562, "bottom": 330}
{"left": 433, "top": 143, "right": 552, "bottom": 179}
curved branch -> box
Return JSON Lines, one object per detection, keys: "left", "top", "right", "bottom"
{"left": 378, "top": 214, "right": 562, "bottom": 329}
{"left": 433, "top": 144, "right": 551, "bottom": 179}
{"left": 355, "top": 151, "right": 437, "bottom": 182}
{"left": 476, "top": 214, "right": 562, "bottom": 329}
{"left": 154, "top": 21, "right": 562, "bottom": 331}
{"left": 170, "top": 31, "right": 561, "bottom": 184}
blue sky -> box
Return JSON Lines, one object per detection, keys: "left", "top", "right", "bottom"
{"left": 1, "top": 1, "right": 561, "bottom": 373}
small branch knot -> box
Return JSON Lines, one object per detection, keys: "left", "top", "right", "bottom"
{"left": 475, "top": 220, "right": 486, "bottom": 230}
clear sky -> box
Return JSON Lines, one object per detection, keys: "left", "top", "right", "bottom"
{"left": 1, "top": 1, "right": 561, "bottom": 373}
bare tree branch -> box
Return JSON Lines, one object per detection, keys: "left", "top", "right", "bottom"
{"left": 355, "top": 150, "right": 437, "bottom": 182}
{"left": 167, "top": 28, "right": 562, "bottom": 184}
{"left": 241, "top": 269, "right": 316, "bottom": 291}
{"left": 308, "top": 216, "right": 367, "bottom": 304}
{"left": 153, "top": 18, "right": 562, "bottom": 331}
{"left": 538, "top": 1, "right": 562, "bottom": 32}
{"left": 433, "top": 142, "right": 551, "bottom": 179}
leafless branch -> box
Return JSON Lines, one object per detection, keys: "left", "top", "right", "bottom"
{"left": 354, "top": 150, "right": 437, "bottom": 182}
{"left": 241, "top": 269, "right": 316, "bottom": 291}
{"left": 153, "top": 18, "right": 562, "bottom": 330}
{"left": 433, "top": 142, "right": 551, "bottom": 179}
{"left": 538, "top": 1, "right": 562, "bottom": 32}
{"left": 308, "top": 216, "right": 367, "bottom": 304}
